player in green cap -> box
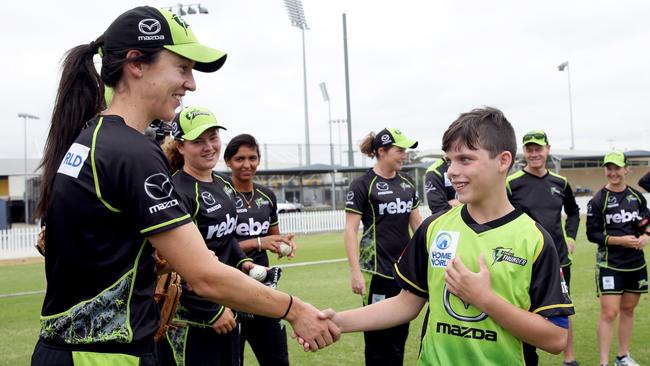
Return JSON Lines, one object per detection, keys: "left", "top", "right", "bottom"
{"left": 157, "top": 106, "right": 256, "bottom": 366}
{"left": 587, "top": 151, "right": 650, "bottom": 366}
{"left": 320, "top": 107, "right": 574, "bottom": 366}
{"left": 506, "top": 130, "right": 581, "bottom": 366}
{"left": 32, "top": 6, "right": 338, "bottom": 365}
{"left": 344, "top": 128, "right": 422, "bottom": 365}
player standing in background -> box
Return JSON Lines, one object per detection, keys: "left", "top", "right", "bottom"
{"left": 506, "top": 130, "right": 580, "bottom": 366}
{"left": 638, "top": 171, "right": 650, "bottom": 192}
{"left": 158, "top": 107, "right": 255, "bottom": 366}
{"left": 32, "top": 6, "right": 340, "bottom": 365}
{"left": 344, "top": 128, "right": 422, "bottom": 366}
{"left": 224, "top": 134, "right": 296, "bottom": 366}
{"left": 321, "top": 107, "right": 574, "bottom": 366}
{"left": 586, "top": 151, "right": 650, "bottom": 366}
{"left": 424, "top": 158, "right": 460, "bottom": 215}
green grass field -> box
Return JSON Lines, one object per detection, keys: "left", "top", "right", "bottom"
{"left": 1, "top": 229, "right": 649, "bottom": 365}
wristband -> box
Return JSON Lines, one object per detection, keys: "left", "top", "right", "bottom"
{"left": 257, "top": 237, "right": 262, "bottom": 252}
{"left": 280, "top": 295, "right": 293, "bottom": 319}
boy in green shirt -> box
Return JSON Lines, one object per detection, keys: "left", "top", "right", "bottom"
{"left": 318, "top": 107, "right": 574, "bottom": 365}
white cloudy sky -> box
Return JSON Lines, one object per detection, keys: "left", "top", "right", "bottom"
{"left": 2, "top": 0, "right": 649, "bottom": 166}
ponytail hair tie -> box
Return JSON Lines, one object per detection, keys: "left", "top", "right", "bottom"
{"left": 89, "top": 40, "right": 102, "bottom": 56}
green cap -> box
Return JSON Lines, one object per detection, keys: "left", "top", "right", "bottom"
{"left": 373, "top": 128, "right": 418, "bottom": 150}
{"left": 102, "top": 6, "right": 227, "bottom": 72}
{"left": 522, "top": 130, "right": 549, "bottom": 146}
{"left": 171, "top": 106, "right": 226, "bottom": 141}
{"left": 602, "top": 150, "right": 627, "bottom": 167}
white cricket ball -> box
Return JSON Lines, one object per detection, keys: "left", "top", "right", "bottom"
{"left": 249, "top": 266, "right": 267, "bottom": 282}
{"left": 279, "top": 243, "right": 292, "bottom": 257}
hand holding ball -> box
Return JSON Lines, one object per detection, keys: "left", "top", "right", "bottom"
{"left": 279, "top": 243, "right": 292, "bottom": 257}
{"left": 249, "top": 266, "right": 267, "bottom": 282}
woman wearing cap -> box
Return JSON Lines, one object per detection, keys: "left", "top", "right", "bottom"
{"left": 224, "top": 133, "right": 296, "bottom": 366}
{"left": 157, "top": 106, "right": 256, "bottom": 366}
{"left": 343, "top": 128, "right": 422, "bottom": 366}
{"left": 506, "top": 130, "right": 580, "bottom": 366}
{"left": 32, "top": 6, "right": 337, "bottom": 365}
{"left": 587, "top": 151, "right": 650, "bottom": 366}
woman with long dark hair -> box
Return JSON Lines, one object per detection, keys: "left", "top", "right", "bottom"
{"left": 224, "top": 134, "right": 295, "bottom": 366}
{"left": 32, "top": 6, "right": 337, "bottom": 365}
{"left": 343, "top": 128, "right": 422, "bottom": 366}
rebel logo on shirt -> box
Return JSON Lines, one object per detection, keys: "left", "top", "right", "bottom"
{"left": 206, "top": 213, "right": 237, "bottom": 239}
{"left": 144, "top": 173, "right": 174, "bottom": 200}
{"left": 605, "top": 209, "right": 640, "bottom": 224}
{"left": 378, "top": 198, "right": 412, "bottom": 215}
{"left": 236, "top": 218, "right": 271, "bottom": 236}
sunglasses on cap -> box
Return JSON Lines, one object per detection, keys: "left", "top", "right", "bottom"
{"left": 522, "top": 133, "right": 548, "bottom": 143}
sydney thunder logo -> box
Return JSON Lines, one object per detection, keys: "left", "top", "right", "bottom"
{"left": 491, "top": 247, "right": 527, "bottom": 266}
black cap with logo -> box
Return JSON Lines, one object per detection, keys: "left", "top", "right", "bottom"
{"left": 103, "top": 6, "right": 226, "bottom": 72}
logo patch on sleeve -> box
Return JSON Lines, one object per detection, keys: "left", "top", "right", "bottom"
{"left": 57, "top": 143, "right": 90, "bottom": 178}
{"left": 429, "top": 231, "right": 460, "bottom": 268}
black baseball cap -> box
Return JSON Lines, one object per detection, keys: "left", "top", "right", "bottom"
{"left": 103, "top": 6, "right": 226, "bottom": 72}
{"left": 373, "top": 128, "right": 418, "bottom": 150}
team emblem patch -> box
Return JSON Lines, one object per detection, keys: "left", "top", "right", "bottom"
{"left": 429, "top": 231, "right": 459, "bottom": 268}
{"left": 346, "top": 191, "right": 354, "bottom": 201}
{"left": 491, "top": 247, "right": 527, "bottom": 266}
{"left": 550, "top": 187, "right": 562, "bottom": 196}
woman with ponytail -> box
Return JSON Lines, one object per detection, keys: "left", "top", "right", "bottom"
{"left": 32, "top": 6, "right": 338, "bottom": 366}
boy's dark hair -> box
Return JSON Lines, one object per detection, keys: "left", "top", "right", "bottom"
{"left": 224, "top": 134, "right": 261, "bottom": 161}
{"left": 442, "top": 107, "right": 517, "bottom": 169}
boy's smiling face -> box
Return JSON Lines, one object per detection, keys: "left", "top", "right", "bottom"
{"left": 445, "top": 141, "right": 512, "bottom": 205}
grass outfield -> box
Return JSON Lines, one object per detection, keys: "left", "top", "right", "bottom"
{"left": 0, "top": 229, "right": 648, "bottom": 365}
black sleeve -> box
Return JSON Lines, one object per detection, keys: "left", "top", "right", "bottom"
{"left": 563, "top": 183, "right": 580, "bottom": 240}
{"left": 529, "top": 223, "right": 575, "bottom": 317}
{"left": 107, "top": 143, "right": 191, "bottom": 236}
{"left": 586, "top": 193, "right": 607, "bottom": 245}
{"left": 639, "top": 172, "right": 650, "bottom": 192}
{"left": 425, "top": 171, "right": 452, "bottom": 214}
{"left": 345, "top": 178, "right": 368, "bottom": 215}
{"left": 267, "top": 188, "right": 279, "bottom": 227}
{"left": 224, "top": 236, "right": 252, "bottom": 268}
{"left": 394, "top": 215, "right": 440, "bottom": 298}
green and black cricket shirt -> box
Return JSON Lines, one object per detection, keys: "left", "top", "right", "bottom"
{"left": 233, "top": 183, "right": 279, "bottom": 267}
{"left": 395, "top": 205, "right": 574, "bottom": 365}
{"left": 41, "top": 115, "right": 192, "bottom": 349}
{"left": 345, "top": 169, "right": 420, "bottom": 279}
{"left": 506, "top": 170, "right": 580, "bottom": 267}
{"left": 171, "top": 170, "right": 251, "bottom": 326}
{"left": 424, "top": 158, "right": 456, "bottom": 215}
{"left": 586, "top": 186, "right": 649, "bottom": 270}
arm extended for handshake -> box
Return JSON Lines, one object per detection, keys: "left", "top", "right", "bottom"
{"left": 149, "top": 222, "right": 340, "bottom": 351}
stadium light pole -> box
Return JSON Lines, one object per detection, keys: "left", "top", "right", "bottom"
{"left": 342, "top": 13, "right": 354, "bottom": 166}
{"left": 284, "top": 0, "right": 311, "bottom": 166}
{"left": 319, "top": 82, "right": 337, "bottom": 210}
{"left": 18, "top": 113, "right": 39, "bottom": 224}
{"left": 319, "top": 82, "right": 334, "bottom": 166}
{"left": 557, "top": 61, "right": 575, "bottom": 150}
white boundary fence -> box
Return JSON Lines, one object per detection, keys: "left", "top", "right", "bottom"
{"left": 2, "top": 194, "right": 647, "bottom": 260}
{"left": 0, "top": 227, "right": 41, "bottom": 260}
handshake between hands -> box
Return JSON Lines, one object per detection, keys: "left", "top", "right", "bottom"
{"left": 285, "top": 298, "right": 342, "bottom": 352}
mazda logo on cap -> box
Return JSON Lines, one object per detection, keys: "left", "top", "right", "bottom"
{"left": 138, "top": 19, "right": 161, "bottom": 35}
{"left": 144, "top": 173, "right": 173, "bottom": 200}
